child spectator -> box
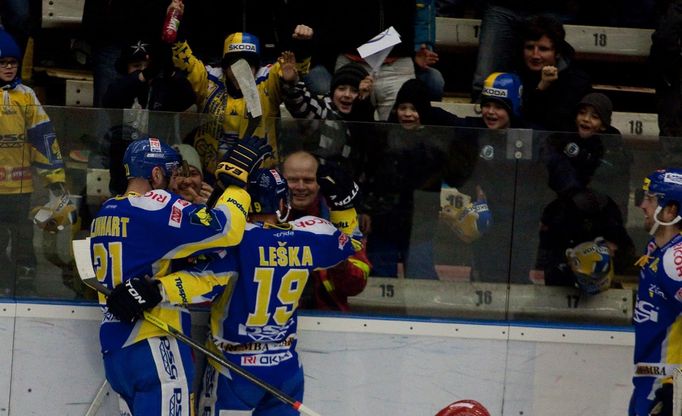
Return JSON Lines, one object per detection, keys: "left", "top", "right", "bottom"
{"left": 365, "top": 79, "right": 478, "bottom": 278}
{"left": 0, "top": 29, "right": 74, "bottom": 295}
{"left": 537, "top": 92, "right": 636, "bottom": 288}
{"left": 282, "top": 60, "right": 375, "bottom": 180}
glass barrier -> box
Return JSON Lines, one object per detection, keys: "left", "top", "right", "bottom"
{"left": 6, "top": 105, "right": 680, "bottom": 330}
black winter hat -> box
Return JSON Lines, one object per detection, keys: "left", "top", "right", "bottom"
{"left": 394, "top": 78, "right": 431, "bottom": 120}
{"left": 116, "top": 40, "right": 152, "bottom": 74}
{"left": 331, "top": 63, "right": 368, "bottom": 92}
{"left": 578, "top": 93, "right": 612, "bottom": 127}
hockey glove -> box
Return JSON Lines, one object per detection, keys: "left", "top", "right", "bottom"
{"left": 316, "top": 163, "right": 359, "bottom": 210}
{"left": 649, "top": 382, "right": 673, "bottom": 416}
{"left": 106, "top": 277, "right": 162, "bottom": 323}
{"left": 32, "top": 183, "right": 78, "bottom": 234}
{"left": 215, "top": 136, "right": 273, "bottom": 189}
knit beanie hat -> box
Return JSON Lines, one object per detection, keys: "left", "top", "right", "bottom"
{"left": 578, "top": 93, "right": 612, "bottom": 127}
{"left": 394, "top": 78, "right": 431, "bottom": 120}
{"left": 330, "top": 63, "right": 368, "bottom": 92}
{"left": 172, "top": 144, "right": 203, "bottom": 175}
{"left": 0, "top": 29, "right": 21, "bottom": 59}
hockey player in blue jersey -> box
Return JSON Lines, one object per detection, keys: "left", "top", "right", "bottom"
{"left": 187, "top": 167, "right": 361, "bottom": 415}
{"left": 89, "top": 135, "right": 271, "bottom": 416}
{"left": 630, "top": 168, "right": 682, "bottom": 416}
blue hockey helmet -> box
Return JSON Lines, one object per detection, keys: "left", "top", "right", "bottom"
{"left": 123, "top": 137, "right": 181, "bottom": 180}
{"left": 0, "top": 29, "right": 21, "bottom": 60}
{"left": 642, "top": 168, "right": 682, "bottom": 234}
{"left": 222, "top": 32, "right": 260, "bottom": 68}
{"left": 481, "top": 72, "right": 523, "bottom": 118}
{"left": 248, "top": 168, "right": 290, "bottom": 221}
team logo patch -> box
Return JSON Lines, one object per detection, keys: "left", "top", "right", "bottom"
{"left": 190, "top": 207, "right": 222, "bottom": 230}
{"left": 664, "top": 172, "right": 682, "bottom": 185}
{"left": 662, "top": 243, "right": 682, "bottom": 281}
{"left": 149, "top": 137, "right": 162, "bottom": 152}
{"left": 675, "top": 288, "right": 682, "bottom": 303}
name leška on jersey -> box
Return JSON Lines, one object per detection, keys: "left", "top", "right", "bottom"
{"left": 209, "top": 215, "right": 355, "bottom": 374}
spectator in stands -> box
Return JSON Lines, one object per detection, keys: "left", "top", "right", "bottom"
{"left": 282, "top": 59, "right": 375, "bottom": 183}
{"left": 536, "top": 92, "right": 636, "bottom": 287}
{"left": 100, "top": 39, "right": 195, "bottom": 195}
{"left": 103, "top": 40, "right": 195, "bottom": 113}
{"left": 470, "top": 2, "right": 575, "bottom": 101}
{"left": 457, "top": 72, "right": 529, "bottom": 282}
{"left": 82, "top": 0, "right": 168, "bottom": 107}
{"left": 364, "top": 79, "right": 477, "bottom": 278}
{"left": 166, "top": 0, "right": 312, "bottom": 170}
{"left": 169, "top": 144, "right": 214, "bottom": 204}
{"left": 306, "top": 0, "right": 440, "bottom": 120}
{"left": 0, "top": 29, "right": 74, "bottom": 295}
{"left": 518, "top": 15, "right": 592, "bottom": 132}
{"left": 281, "top": 151, "right": 370, "bottom": 311}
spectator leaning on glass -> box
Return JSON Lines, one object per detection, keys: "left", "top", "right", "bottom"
{"left": 0, "top": 29, "right": 76, "bottom": 295}
{"left": 281, "top": 150, "right": 370, "bottom": 311}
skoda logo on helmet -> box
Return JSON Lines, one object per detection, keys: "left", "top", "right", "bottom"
{"left": 228, "top": 43, "right": 257, "bottom": 53}
{"left": 482, "top": 87, "right": 508, "bottom": 98}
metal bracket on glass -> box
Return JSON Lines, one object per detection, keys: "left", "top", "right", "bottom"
{"left": 506, "top": 129, "right": 533, "bottom": 160}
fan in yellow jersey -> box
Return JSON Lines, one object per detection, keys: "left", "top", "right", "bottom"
{"left": 165, "top": 0, "right": 312, "bottom": 173}
{"left": 90, "top": 136, "right": 271, "bottom": 416}
{"left": 0, "top": 29, "right": 76, "bottom": 295}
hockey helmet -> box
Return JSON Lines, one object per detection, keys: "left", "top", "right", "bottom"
{"left": 248, "top": 168, "right": 290, "bottom": 221}
{"left": 222, "top": 32, "right": 260, "bottom": 68}
{"left": 481, "top": 72, "right": 523, "bottom": 118}
{"left": 435, "top": 400, "right": 491, "bottom": 416}
{"left": 565, "top": 237, "right": 614, "bottom": 294}
{"left": 123, "top": 137, "right": 181, "bottom": 180}
{"left": 0, "top": 29, "right": 21, "bottom": 60}
{"left": 642, "top": 169, "right": 682, "bottom": 234}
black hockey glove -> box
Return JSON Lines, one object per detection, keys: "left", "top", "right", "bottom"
{"left": 649, "top": 382, "right": 673, "bottom": 416}
{"left": 215, "top": 136, "right": 273, "bottom": 189}
{"left": 106, "top": 277, "right": 162, "bottom": 323}
{"left": 316, "top": 163, "right": 359, "bottom": 210}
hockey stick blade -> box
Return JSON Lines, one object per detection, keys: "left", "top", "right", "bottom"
{"left": 230, "top": 58, "right": 262, "bottom": 138}
{"left": 206, "top": 59, "right": 264, "bottom": 208}
{"left": 72, "top": 239, "right": 322, "bottom": 416}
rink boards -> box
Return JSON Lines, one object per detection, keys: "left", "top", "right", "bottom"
{"left": 0, "top": 300, "right": 633, "bottom": 416}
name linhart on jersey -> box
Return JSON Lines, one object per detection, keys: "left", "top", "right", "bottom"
{"left": 90, "top": 216, "right": 130, "bottom": 237}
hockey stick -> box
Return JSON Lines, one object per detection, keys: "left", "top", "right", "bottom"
{"left": 72, "top": 239, "right": 321, "bottom": 416}
{"left": 84, "top": 379, "right": 110, "bottom": 416}
{"left": 206, "top": 58, "right": 264, "bottom": 208}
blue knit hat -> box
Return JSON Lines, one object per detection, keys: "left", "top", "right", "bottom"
{"left": 0, "top": 29, "right": 21, "bottom": 60}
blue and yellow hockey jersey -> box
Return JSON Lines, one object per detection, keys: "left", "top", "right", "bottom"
{"left": 205, "top": 216, "right": 355, "bottom": 381}
{"left": 89, "top": 187, "right": 250, "bottom": 354}
{"left": 632, "top": 233, "right": 682, "bottom": 415}
{"left": 0, "top": 80, "right": 65, "bottom": 194}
